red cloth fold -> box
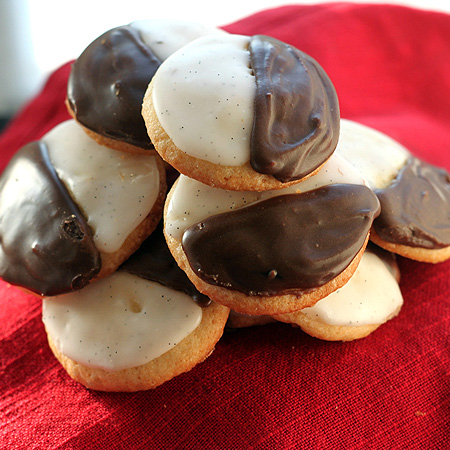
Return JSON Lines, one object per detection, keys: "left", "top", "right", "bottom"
{"left": 1, "top": 3, "right": 449, "bottom": 449}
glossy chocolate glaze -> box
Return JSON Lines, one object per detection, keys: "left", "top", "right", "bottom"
{"left": 67, "top": 26, "right": 161, "bottom": 149}
{"left": 182, "top": 184, "right": 380, "bottom": 296}
{"left": 249, "top": 35, "right": 340, "bottom": 182}
{"left": 0, "top": 141, "right": 101, "bottom": 296}
{"left": 374, "top": 157, "right": 450, "bottom": 248}
{"left": 121, "top": 222, "right": 211, "bottom": 307}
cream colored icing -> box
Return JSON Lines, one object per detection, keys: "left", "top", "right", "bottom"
{"left": 43, "top": 120, "right": 161, "bottom": 253}
{"left": 130, "top": 19, "right": 226, "bottom": 61}
{"left": 335, "top": 119, "right": 410, "bottom": 189}
{"left": 165, "top": 153, "right": 368, "bottom": 242}
{"left": 42, "top": 271, "right": 202, "bottom": 371}
{"left": 152, "top": 34, "right": 255, "bottom": 166}
{"left": 299, "top": 248, "right": 403, "bottom": 326}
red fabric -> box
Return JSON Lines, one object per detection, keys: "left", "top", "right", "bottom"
{"left": 1, "top": 3, "right": 450, "bottom": 449}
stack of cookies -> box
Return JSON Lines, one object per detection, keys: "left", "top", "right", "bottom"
{"left": 1, "top": 20, "right": 449, "bottom": 392}
{"left": 142, "top": 32, "right": 398, "bottom": 331}
{"left": 0, "top": 21, "right": 232, "bottom": 392}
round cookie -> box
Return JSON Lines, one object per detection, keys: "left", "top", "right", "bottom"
{"left": 274, "top": 245, "right": 403, "bottom": 341}
{"left": 336, "top": 119, "right": 450, "bottom": 263}
{"left": 0, "top": 120, "right": 166, "bottom": 296}
{"left": 67, "top": 20, "right": 226, "bottom": 154}
{"left": 43, "top": 274, "right": 229, "bottom": 392}
{"left": 42, "top": 221, "right": 228, "bottom": 392}
{"left": 164, "top": 153, "right": 380, "bottom": 315}
{"left": 143, "top": 33, "right": 340, "bottom": 191}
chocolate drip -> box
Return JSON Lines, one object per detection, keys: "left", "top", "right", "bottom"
{"left": 249, "top": 35, "right": 340, "bottom": 182}
{"left": 182, "top": 184, "right": 380, "bottom": 296}
{"left": 0, "top": 141, "right": 101, "bottom": 296}
{"left": 67, "top": 25, "right": 161, "bottom": 149}
{"left": 121, "top": 222, "right": 211, "bottom": 307}
{"left": 374, "top": 157, "right": 450, "bottom": 249}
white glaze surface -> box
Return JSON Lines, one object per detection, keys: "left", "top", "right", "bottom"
{"left": 300, "top": 249, "right": 403, "bottom": 326}
{"left": 43, "top": 120, "right": 161, "bottom": 253}
{"left": 42, "top": 271, "right": 202, "bottom": 371}
{"left": 336, "top": 119, "right": 410, "bottom": 189}
{"left": 152, "top": 34, "right": 255, "bottom": 165}
{"left": 165, "top": 153, "right": 368, "bottom": 241}
{"left": 130, "top": 19, "right": 226, "bottom": 61}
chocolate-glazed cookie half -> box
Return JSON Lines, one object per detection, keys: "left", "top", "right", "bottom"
{"left": 182, "top": 184, "right": 379, "bottom": 296}
{"left": 67, "top": 25, "right": 160, "bottom": 151}
{"left": 164, "top": 172, "right": 380, "bottom": 315}
{"left": 371, "top": 156, "right": 450, "bottom": 263}
{"left": 249, "top": 35, "right": 340, "bottom": 182}
{"left": 0, "top": 141, "right": 100, "bottom": 295}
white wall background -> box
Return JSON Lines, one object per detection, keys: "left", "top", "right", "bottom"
{"left": 1, "top": 0, "right": 449, "bottom": 116}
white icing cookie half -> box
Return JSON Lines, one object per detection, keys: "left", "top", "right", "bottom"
{"left": 335, "top": 119, "right": 410, "bottom": 190}
{"left": 43, "top": 120, "right": 166, "bottom": 276}
{"left": 43, "top": 271, "right": 229, "bottom": 391}
{"left": 43, "top": 120, "right": 164, "bottom": 254}
{"left": 130, "top": 19, "right": 226, "bottom": 61}
{"left": 274, "top": 246, "right": 404, "bottom": 341}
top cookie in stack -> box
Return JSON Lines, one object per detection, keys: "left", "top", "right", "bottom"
{"left": 142, "top": 33, "right": 340, "bottom": 191}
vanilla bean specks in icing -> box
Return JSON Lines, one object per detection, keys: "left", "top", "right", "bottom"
{"left": 43, "top": 121, "right": 163, "bottom": 254}
{"left": 335, "top": 119, "right": 410, "bottom": 190}
{"left": 148, "top": 33, "right": 339, "bottom": 190}
{"left": 151, "top": 34, "right": 255, "bottom": 165}
{"left": 67, "top": 20, "right": 226, "bottom": 151}
{"left": 0, "top": 120, "right": 164, "bottom": 296}
{"left": 274, "top": 245, "right": 404, "bottom": 341}
{"left": 42, "top": 271, "right": 203, "bottom": 371}
{"left": 295, "top": 247, "right": 403, "bottom": 327}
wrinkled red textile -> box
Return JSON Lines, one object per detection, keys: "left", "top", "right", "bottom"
{"left": 1, "top": 3, "right": 449, "bottom": 449}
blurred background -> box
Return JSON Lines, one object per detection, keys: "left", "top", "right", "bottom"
{"left": 1, "top": 0, "right": 449, "bottom": 127}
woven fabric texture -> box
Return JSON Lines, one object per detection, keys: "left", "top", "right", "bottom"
{"left": 1, "top": 3, "right": 449, "bottom": 449}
